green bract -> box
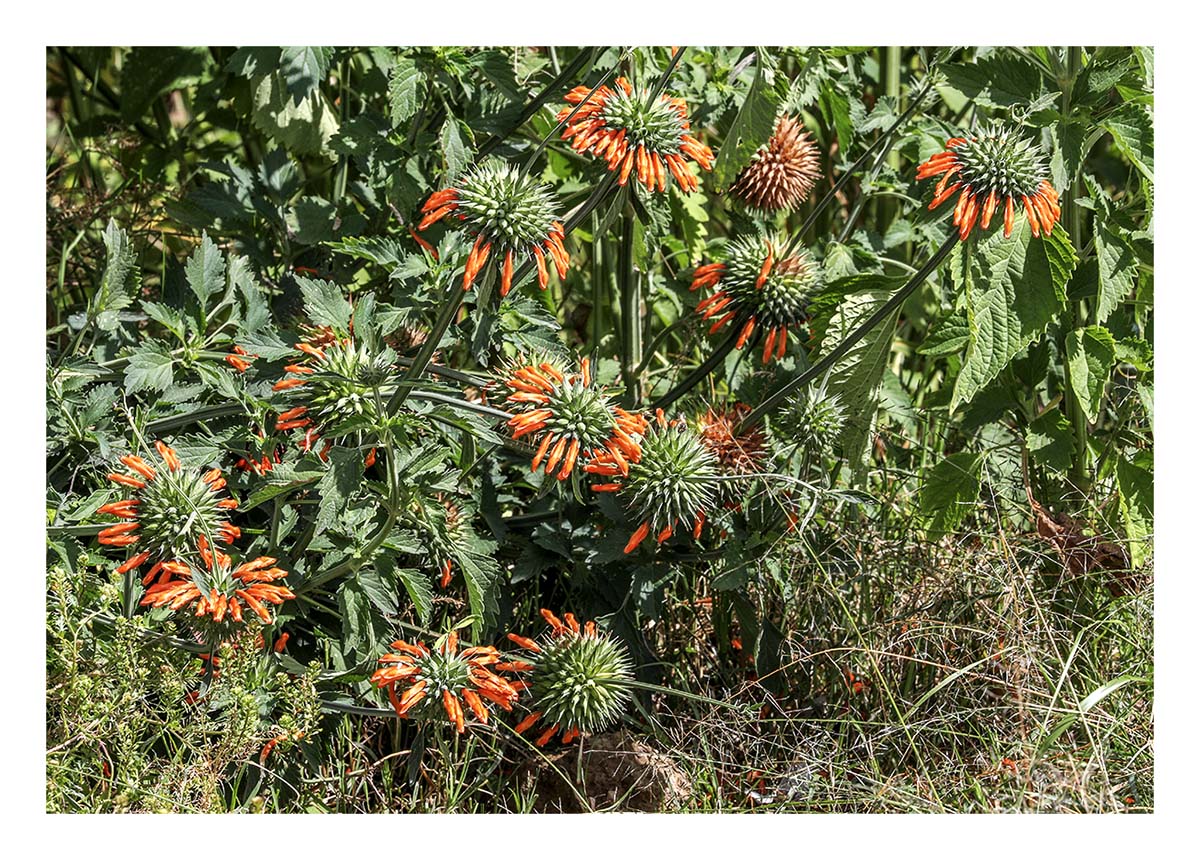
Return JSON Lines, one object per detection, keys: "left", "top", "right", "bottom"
{"left": 527, "top": 627, "right": 633, "bottom": 734}
{"left": 623, "top": 418, "right": 720, "bottom": 534}
{"left": 950, "top": 125, "right": 1047, "bottom": 199}
{"left": 456, "top": 163, "right": 560, "bottom": 251}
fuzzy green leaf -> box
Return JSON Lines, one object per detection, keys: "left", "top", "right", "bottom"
{"left": 124, "top": 344, "right": 175, "bottom": 394}
{"left": 919, "top": 452, "right": 983, "bottom": 534}
{"left": 1116, "top": 451, "right": 1153, "bottom": 567}
{"left": 941, "top": 56, "right": 1042, "bottom": 108}
{"left": 94, "top": 220, "right": 138, "bottom": 327}
{"left": 298, "top": 276, "right": 353, "bottom": 334}
{"left": 1102, "top": 105, "right": 1154, "bottom": 182}
{"left": 1065, "top": 325, "right": 1116, "bottom": 423}
{"left": 952, "top": 223, "right": 1077, "bottom": 411}
{"left": 1026, "top": 410, "right": 1075, "bottom": 472}
{"left": 251, "top": 71, "right": 339, "bottom": 158}
{"left": 315, "top": 447, "right": 364, "bottom": 536}
{"left": 440, "top": 118, "right": 472, "bottom": 181}
{"left": 120, "top": 47, "right": 208, "bottom": 123}
{"left": 919, "top": 312, "right": 970, "bottom": 356}
{"left": 822, "top": 284, "right": 900, "bottom": 470}
{"left": 279, "top": 47, "right": 333, "bottom": 104}
{"left": 712, "top": 57, "right": 781, "bottom": 191}
{"left": 388, "top": 56, "right": 422, "bottom": 127}
{"left": 1094, "top": 218, "right": 1138, "bottom": 324}
{"left": 185, "top": 233, "right": 225, "bottom": 310}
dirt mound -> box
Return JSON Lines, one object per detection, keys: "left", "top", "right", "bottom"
{"left": 518, "top": 730, "right": 692, "bottom": 812}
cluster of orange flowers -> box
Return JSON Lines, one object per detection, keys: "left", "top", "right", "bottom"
{"left": 370, "top": 631, "right": 526, "bottom": 733}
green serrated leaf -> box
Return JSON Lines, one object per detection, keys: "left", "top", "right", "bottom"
{"left": 388, "top": 56, "right": 422, "bottom": 127}
{"left": 919, "top": 312, "right": 970, "bottom": 356}
{"left": 298, "top": 276, "right": 353, "bottom": 334}
{"left": 440, "top": 118, "right": 472, "bottom": 181}
{"left": 712, "top": 58, "right": 780, "bottom": 191}
{"left": 952, "top": 223, "right": 1077, "bottom": 411}
{"left": 919, "top": 451, "right": 983, "bottom": 534}
{"left": 124, "top": 345, "right": 175, "bottom": 394}
{"left": 822, "top": 285, "right": 900, "bottom": 471}
{"left": 941, "top": 55, "right": 1043, "bottom": 108}
{"left": 279, "top": 46, "right": 333, "bottom": 104}
{"left": 1026, "top": 410, "right": 1075, "bottom": 472}
{"left": 251, "top": 71, "right": 339, "bottom": 159}
{"left": 316, "top": 447, "right": 365, "bottom": 536}
{"left": 395, "top": 566, "right": 434, "bottom": 624}
{"left": 1102, "top": 105, "right": 1154, "bottom": 182}
{"left": 1065, "top": 325, "right": 1116, "bottom": 422}
{"left": 120, "top": 46, "right": 208, "bottom": 123}
{"left": 1094, "top": 218, "right": 1138, "bottom": 324}
{"left": 185, "top": 233, "right": 225, "bottom": 310}
{"left": 1116, "top": 451, "right": 1153, "bottom": 567}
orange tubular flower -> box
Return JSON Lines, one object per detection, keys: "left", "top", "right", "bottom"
{"left": 558, "top": 76, "right": 713, "bottom": 194}
{"left": 140, "top": 538, "right": 294, "bottom": 627}
{"left": 225, "top": 345, "right": 257, "bottom": 373}
{"left": 371, "top": 632, "right": 523, "bottom": 733}
{"left": 691, "top": 235, "right": 819, "bottom": 365}
{"left": 495, "top": 356, "right": 648, "bottom": 482}
{"left": 416, "top": 163, "right": 567, "bottom": 296}
{"left": 506, "top": 609, "right": 633, "bottom": 743}
{"left": 98, "top": 441, "right": 239, "bottom": 575}
{"left": 916, "top": 125, "right": 1060, "bottom": 241}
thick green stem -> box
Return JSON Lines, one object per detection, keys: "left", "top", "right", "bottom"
{"left": 618, "top": 211, "right": 641, "bottom": 401}
{"left": 651, "top": 328, "right": 741, "bottom": 411}
{"left": 738, "top": 233, "right": 958, "bottom": 432}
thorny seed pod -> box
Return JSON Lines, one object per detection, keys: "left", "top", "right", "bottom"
{"left": 558, "top": 76, "right": 713, "bottom": 194}
{"left": 592, "top": 409, "right": 721, "bottom": 553}
{"left": 98, "top": 440, "right": 240, "bottom": 577}
{"left": 729, "top": 115, "right": 822, "bottom": 213}
{"left": 498, "top": 356, "right": 647, "bottom": 482}
{"left": 272, "top": 337, "right": 395, "bottom": 454}
{"left": 417, "top": 162, "right": 568, "bottom": 295}
{"left": 371, "top": 632, "right": 522, "bottom": 733}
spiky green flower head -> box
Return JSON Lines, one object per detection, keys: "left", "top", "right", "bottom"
{"left": 691, "top": 235, "right": 821, "bottom": 364}
{"left": 498, "top": 355, "right": 647, "bottom": 482}
{"left": 417, "top": 162, "right": 568, "bottom": 295}
{"left": 508, "top": 610, "right": 633, "bottom": 741}
{"left": 771, "top": 385, "right": 847, "bottom": 453}
{"left": 273, "top": 338, "right": 396, "bottom": 447}
{"left": 99, "top": 441, "right": 240, "bottom": 575}
{"left": 917, "top": 123, "right": 1060, "bottom": 240}
{"left": 593, "top": 409, "right": 720, "bottom": 553}
{"left": 557, "top": 77, "right": 712, "bottom": 193}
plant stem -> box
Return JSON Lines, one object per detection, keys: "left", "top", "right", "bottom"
{"left": 651, "top": 328, "right": 741, "bottom": 411}
{"left": 738, "top": 232, "right": 958, "bottom": 432}
{"left": 618, "top": 210, "right": 641, "bottom": 401}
